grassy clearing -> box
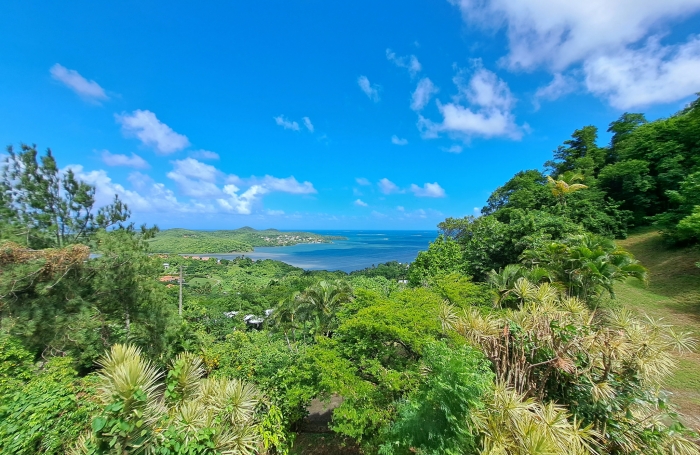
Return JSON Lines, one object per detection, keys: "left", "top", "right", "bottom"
{"left": 614, "top": 228, "right": 700, "bottom": 428}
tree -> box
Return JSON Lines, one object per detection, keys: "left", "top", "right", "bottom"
{"left": 1, "top": 144, "right": 130, "bottom": 248}
{"left": 440, "top": 292, "right": 699, "bottom": 455}
{"left": 546, "top": 126, "right": 606, "bottom": 177}
{"left": 520, "top": 233, "right": 647, "bottom": 300}
{"left": 408, "top": 235, "right": 466, "bottom": 285}
{"left": 547, "top": 171, "right": 588, "bottom": 206}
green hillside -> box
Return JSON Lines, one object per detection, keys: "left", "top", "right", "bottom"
{"left": 147, "top": 227, "right": 346, "bottom": 254}
{"left": 614, "top": 229, "right": 700, "bottom": 427}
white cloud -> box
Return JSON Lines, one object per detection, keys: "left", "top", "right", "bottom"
{"left": 378, "top": 178, "right": 403, "bottom": 195}
{"left": 358, "top": 76, "right": 380, "bottom": 102}
{"left": 473, "top": 207, "right": 482, "bottom": 216}
{"left": 386, "top": 49, "right": 422, "bottom": 77}
{"left": 449, "top": 0, "right": 700, "bottom": 107}
{"left": 410, "top": 182, "right": 446, "bottom": 198}
{"left": 67, "top": 165, "right": 181, "bottom": 214}
{"left": 391, "top": 135, "right": 408, "bottom": 145}
{"left": 50, "top": 64, "right": 108, "bottom": 102}
{"left": 584, "top": 36, "right": 700, "bottom": 108}
{"left": 101, "top": 150, "right": 149, "bottom": 169}
{"left": 411, "top": 77, "right": 439, "bottom": 111}
{"left": 397, "top": 206, "right": 405, "bottom": 211}
{"left": 218, "top": 184, "right": 268, "bottom": 215}
{"left": 441, "top": 145, "right": 463, "bottom": 153}
{"left": 169, "top": 158, "right": 219, "bottom": 182}
{"left": 355, "top": 177, "right": 371, "bottom": 186}
{"left": 258, "top": 175, "right": 317, "bottom": 194}
{"left": 419, "top": 64, "right": 522, "bottom": 140}
{"left": 533, "top": 73, "right": 578, "bottom": 109}
{"left": 190, "top": 149, "right": 220, "bottom": 160}
{"left": 302, "top": 116, "right": 314, "bottom": 132}
{"left": 371, "top": 210, "right": 387, "bottom": 218}
{"left": 354, "top": 199, "right": 368, "bottom": 207}
{"left": 67, "top": 160, "right": 315, "bottom": 218}
{"left": 450, "top": 0, "right": 700, "bottom": 71}
{"left": 116, "top": 110, "right": 190, "bottom": 154}
{"left": 274, "top": 115, "right": 300, "bottom": 131}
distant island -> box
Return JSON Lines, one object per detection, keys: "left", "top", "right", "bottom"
{"left": 147, "top": 227, "right": 347, "bottom": 254}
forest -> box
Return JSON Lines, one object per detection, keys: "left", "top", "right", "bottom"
{"left": 0, "top": 97, "right": 699, "bottom": 455}
{"left": 147, "top": 228, "right": 346, "bottom": 254}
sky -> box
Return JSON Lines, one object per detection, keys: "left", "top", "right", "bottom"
{"left": 2, "top": 1, "right": 700, "bottom": 230}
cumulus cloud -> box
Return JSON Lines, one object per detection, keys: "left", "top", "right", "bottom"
{"left": 50, "top": 64, "right": 109, "bottom": 102}
{"left": 419, "top": 64, "right": 522, "bottom": 140}
{"left": 533, "top": 73, "right": 578, "bottom": 109}
{"left": 411, "top": 77, "right": 439, "bottom": 111}
{"left": 355, "top": 177, "right": 371, "bottom": 186}
{"left": 358, "top": 76, "right": 380, "bottom": 102}
{"left": 391, "top": 135, "right": 408, "bottom": 145}
{"left": 354, "top": 199, "right": 368, "bottom": 207}
{"left": 67, "top": 160, "right": 315, "bottom": 218}
{"left": 116, "top": 110, "right": 190, "bottom": 154}
{"left": 217, "top": 185, "right": 268, "bottom": 215}
{"left": 67, "top": 165, "right": 181, "bottom": 214}
{"left": 378, "top": 178, "right": 403, "bottom": 195}
{"left": 302, "top": 116, "right": 314, "bottom": 132}
{"left": 101, "top": 150, "right": 149, "bottom": 169}
{"left": 274, "top": 115, "right": 300, "bottom": 131}
{"left": 190, "top": 150, "right": 220, "bottom": 160}
{"left": 449, "top": 0, "right": 700, "bottom": 108}
{"left": 386, "top": 49, "right": 422, "bottom": 77}
{"left": 410, "top": 182, "right": 446, "bottom": 198}
{"left": 584, "top": 36, "right": 700, "bottom": 108}
{"left": 167, "top": 159, "right": 222, "bottom": 198}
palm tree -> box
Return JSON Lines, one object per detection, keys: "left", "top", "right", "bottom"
{"left": 547, "top": 171, "right": 588, "bottom": 206}
{"left": 71, "top": 344, "right": 262, "bottom": 455}
{"left": 299, "top": 279, "right": 352, "bottom": 337}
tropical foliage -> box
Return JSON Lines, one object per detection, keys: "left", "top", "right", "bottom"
{"left": 3, "top": 99, "right": 700, "bottom": 455}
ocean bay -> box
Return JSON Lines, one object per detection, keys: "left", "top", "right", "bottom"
{"left": 200, "top": 230, "right": 437, "bottom": 272}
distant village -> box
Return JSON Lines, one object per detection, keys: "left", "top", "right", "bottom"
{"left": 259, "top": 234, "right": 332, "bottom": 246}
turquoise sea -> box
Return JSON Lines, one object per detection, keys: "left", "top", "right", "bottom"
{"left": 204, "top": 230, "right": 437, "bottom": 272}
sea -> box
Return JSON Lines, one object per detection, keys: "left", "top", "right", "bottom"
{"left": 201, "top": 230, "right": 438, "bottom": 273}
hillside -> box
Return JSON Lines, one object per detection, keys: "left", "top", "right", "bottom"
{"left": 147, "top": 227, "right": 346, "bottom": 254}
{"left": 614, "top": 229, "right": 700, "bottom": 428}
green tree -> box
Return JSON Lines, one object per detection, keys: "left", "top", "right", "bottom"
{"left": 379, "top": 342, "right": 493, "bottom": 455}
{"left": 408, "top": 234, "right": 466, "bottom": 285}
{"left": 1, "top": 144, "right": 130, "bottom": 248}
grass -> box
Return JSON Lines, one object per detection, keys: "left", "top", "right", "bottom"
{"left": 613, "top": 228, "right": 700, "bottom": 428}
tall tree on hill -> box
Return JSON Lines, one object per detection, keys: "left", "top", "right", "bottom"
{"left": 546, "top": 126, "right": 607, "bottom": 177}
{"left": 1, "top": 144, "right": 130, "bottom": 248}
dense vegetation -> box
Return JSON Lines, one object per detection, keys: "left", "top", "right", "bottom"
{"left": 147, "top": 228, "right": 346, "bottom": 254}
{"left": 1, "top": 100, "right": 699, "bottom": 455}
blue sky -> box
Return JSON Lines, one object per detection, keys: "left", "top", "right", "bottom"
{"left": 2, "top": 1, "right": 700, "bottom": 229}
